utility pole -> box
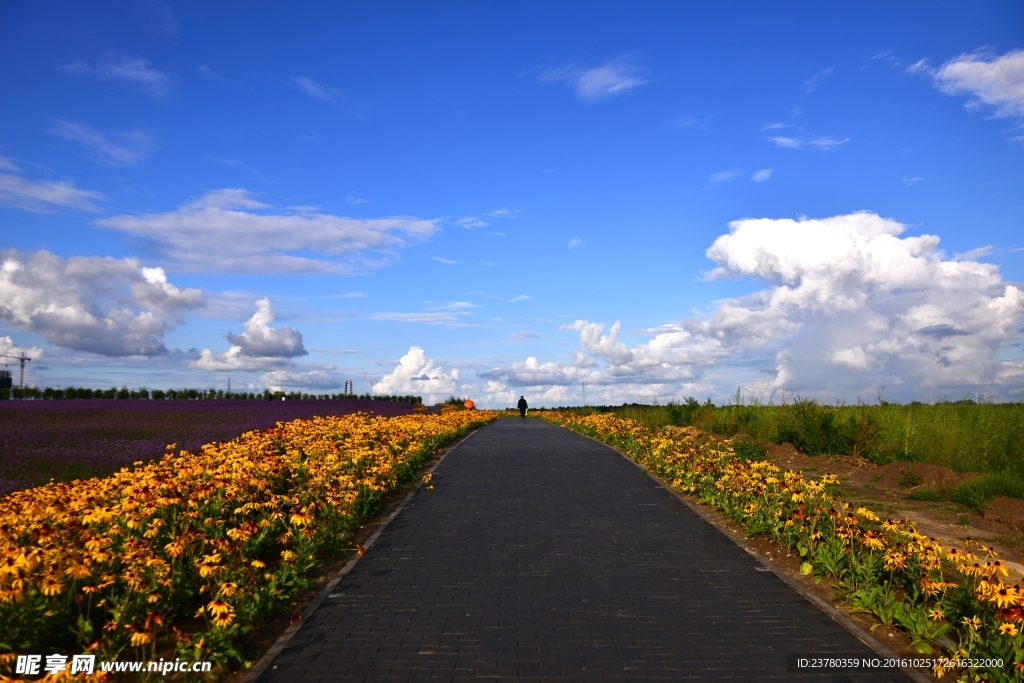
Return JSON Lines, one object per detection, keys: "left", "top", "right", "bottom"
{"left": 581, "top": 381, "right": 586, "bottom": 406}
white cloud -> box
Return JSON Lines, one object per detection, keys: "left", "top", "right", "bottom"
{"left": 190, "top": 345, "right": 291, "bottom": 372}
{"left": 261, "top": 368, "right": 340, "bottom": 390}
{"left": 0, "top": 155, "right": 104, "bottom": 212}
{"left": 345, "top": 195, "right": 370, "bottom": 204}
{"left": 370, "top": 312, "right": 460, "bottom": 324}
{"left": 49, "top": 119, "right": 156, "bottom": 166}
{"left": 291, "top": 76, "right": 338, "bottom": 102}
{"left": 539, "top": 57, "right": 647, "bottom": 103}
{"left": 769, "top": 135, "right": 849, "bottom": 151}
{"left": 454, "top": 216, "right": 487, "bottom": 229}
{"left": 96, "top": 189, "right": 439, "bottom": 274}
{"left": 191, "top": 298, "right": 307, "bottom": 372}
{"left": 433, "top": 257, "right": 459, "bottom": 264}
{"left": 0, "top": 336, "right": 43, "bottom": 363}
{"left": 568, "top": 238, "right": 583, "bottom": 248}
{"left": 60, "top": 55, "right": 173, "bottom": 99}
{"left": 934, "top": 49, "right": 1024, "bottom": 118}
{"left": 0, "top": 249, "right": 203, "bottom": 356}
{"left": 802, "top": 67, "right": 834, "bottom": 94}
{"left": 507, "top": 331, "right": 540, "bottom": 342}
{"left": 953, "top": 246, "right": 992, "bottom": 261}
{"left": 227, "top": 297, "right": 306, "bottom": 357}
{"left": 290, "top": 76, "right": 367, "bottom": 119}
{"left": 902, "top": 176, "right": 925, "bottom": 186}
{"left": 509, "top": 295, "right": 530, "bottom": 302}
{"left": 373, "top": 346, "right": 460, "bottom": 400}
{"left": 493, "top": 212, "right": 1024, "bottom": 402}
{"left": 751, "top": 169, "right": 772, "bottom": 182}
{"left": 487, "top": 208, "right": 522, "bottom": 218}
{"left": 710, "top": 169, "right": 742, "bottom": 183}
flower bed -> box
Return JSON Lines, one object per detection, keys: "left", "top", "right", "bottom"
{"left": 0, "top": 410, "right": 496, "bottom": 673}
{"left": 542, "top": 411, "right": 1023, "bottom": 681}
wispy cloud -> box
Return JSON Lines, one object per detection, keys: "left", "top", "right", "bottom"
{"left": 751, "top": 169, "right": 772, "bottom": 182}
{"left": 59, "top": 54, "right": 173, "bottom": 99}
{"left": 345, "top": 194, "right": 370, "bottom": 205}
{"left": 954, "top": 246, "right": 993, "bottom": 261}
{"left": 370, "top": 312, "right": 460, "bottom": 324}
{"left": 96, "top": 188, "right": 438, "bottom": 274}
{"left": 509, "top": 295, "right": 530, "bottom": 303}
{"left": 319, "top": 292, "right": 367, "bottom": 299}
{"left": 933, "top": 49, "right": 1024, "bottom": 118}
{"left": 802, "top": 67, "right": 834, "bottom": 95}
{"left": 507, "top": 330, "right": 540, "bottom": 342}
{"left": 568, "top": 237, "right": 583, "bottom": 248}
{"left": 539, "top": 56, "right": 647, "bottom": 103}
{"left": 454, "top": 216, "right": 487, "bottom": 229}
{"left": 49, "top": 119, "right": 156, "bottom": 166}
{"left": 902, "top": 176, "right": 925, "bottom": 186}
{"left": 0, "top": 155, "right": 104, "bottom": 212}
{"left": 434, "top": 256, "right": 459, "bottom": 264}
{"left": 710, "top": 169, "right": 742, "bottom": 183}
{"left": 769, "top": 134, "right": 849, "bottom": 151}
{"left": 290, "top": 76, "right": 368, "bottom": 119}
{"left": 487, "top": 208, "right": 522, "bottom": 218}
{"left": 291, "top": 76, "right": 338, "bottom": 102}
{"left": 670, "top": 114, "right": 712, "bottom": 132}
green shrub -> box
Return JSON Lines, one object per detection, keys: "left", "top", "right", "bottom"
{"left": 776, "top": 400, "right": 853, "bottom": 456}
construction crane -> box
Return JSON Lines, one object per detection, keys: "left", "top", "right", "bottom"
{"left": 363, "top": 371, "right": 378, "bottom": 388}
{"left": 0, "top": 353, "right": 32, "bottom": 394}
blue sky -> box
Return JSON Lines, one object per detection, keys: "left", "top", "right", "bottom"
{"left": 1, "top": 1, "right": 1023, "bottom": 406}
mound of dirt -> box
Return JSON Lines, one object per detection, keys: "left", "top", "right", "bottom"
{"left": 765, "top": 442, "right": 810, "bottom": 468}
{"left": 663, "top": 426, "right": 703, "bottom": 440}
{"left": 989, "top": 497, "right": 1024, "bottom": 530}
{"left": 872, "top": 462, "right": 978, "bottom": 492}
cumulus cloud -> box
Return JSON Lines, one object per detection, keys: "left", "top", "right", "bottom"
{"left": 0, "top": 155, "right": 104, "bottom": 212}
{"left": 49, "top": 119, "right": 157, "bottom": 166}
{"left": 60, "top": 54, "right": 173, "bottom": 99}
{"left": 752, "top": 169, "right": 772, "bottom": 182}
{"left": 934, "top": 49, "right": 1024, "bottom": 118}
{"left": 261, "top": 368, "right": 340, "bottom": 390}
{"left": 96, "top": 189, "right": 439, "bottom": 274}
{"left": 494, "top": 212, "right": 1024, "bottom": 402}
{"left": 539, "top": 57, "right": 647, "bottom": 103}
{"left": 373, "top": 346, "right": 460, "bottom": 399}
{"left": 191, "top": 298, "right": 306, "bottom": 371}
{"left": 0, "top": 249, "right": 203, "bottom": 356}
{"left": 481, "top": 354, "right": 598, "bottom": 387}
{"left": 227, "top": 298, "right": 306, "bottom": 357}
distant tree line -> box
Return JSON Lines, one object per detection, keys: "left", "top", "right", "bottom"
{"left": 1, "top": 385, "right": 422, "bottom": 403}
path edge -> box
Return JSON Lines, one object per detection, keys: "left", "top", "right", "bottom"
{"left": 565, "top": 426, "right": 934, "bottom": 683}
{"left": 239, "top": 424, "right": 488, "bottom": 683}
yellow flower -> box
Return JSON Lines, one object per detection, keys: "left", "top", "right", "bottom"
{"left": 998, "top": 622, "right": 1018, "bottom": 636}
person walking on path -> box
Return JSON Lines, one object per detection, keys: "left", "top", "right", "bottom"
{"left": 517, "top": 395, "right": 528, "bottom": 419}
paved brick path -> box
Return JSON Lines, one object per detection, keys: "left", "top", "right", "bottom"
{"left": 261, "top": 418, "right": 910, "bottom": 682}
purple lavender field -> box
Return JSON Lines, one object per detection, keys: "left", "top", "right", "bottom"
{"left": 0, "top": 399, "right": 416, "bottom": 496}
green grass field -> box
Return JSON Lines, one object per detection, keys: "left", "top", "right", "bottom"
{"left": 559, "top": 397, "right": 1024, "bottom": 501}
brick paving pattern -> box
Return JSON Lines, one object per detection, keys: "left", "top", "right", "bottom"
{"left": 261, "top": 418, "right": 909, "bottom": 681}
